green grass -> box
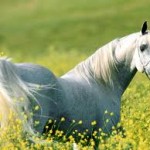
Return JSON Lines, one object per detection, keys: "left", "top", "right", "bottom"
{"left": 0, "top": 0, "right": 150, "bottom": 68}
{"left": 0, "top": 0, "right": 150, "bottom": 149}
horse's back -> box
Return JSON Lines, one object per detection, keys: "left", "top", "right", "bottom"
{"left": 15, "top": 63, "right": 120, "bottom": 134}
{"left": 16, "top": 63, "right": 56, "bottom": 85}
{"left": 15, "top": 63, "right": 63, "bottom": 133}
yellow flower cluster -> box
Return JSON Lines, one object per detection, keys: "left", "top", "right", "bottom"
{"left": 0, "top": 69, "right": 150, "bottom": 149}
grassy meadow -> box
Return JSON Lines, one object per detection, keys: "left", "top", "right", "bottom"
{"left": 0, "top": 0, "right": 150, "bottom": 149}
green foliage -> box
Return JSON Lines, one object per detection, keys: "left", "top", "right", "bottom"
{"left": 0, "top": 0, "right": 150, "bottom": 64}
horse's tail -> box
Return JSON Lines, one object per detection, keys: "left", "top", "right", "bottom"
{"left": 0, "top": 57, "right": 37, "bottom": 135}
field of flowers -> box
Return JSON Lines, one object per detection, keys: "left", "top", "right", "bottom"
{"left": 0, "top": 0, "right": 150, "bottom": 149}
{"left": 0, "top": 48, "right": 150, "bottom": 150}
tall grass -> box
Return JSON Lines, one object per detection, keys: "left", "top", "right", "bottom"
{"left": 0, "top": 0, "right": 150, "bottom": 63}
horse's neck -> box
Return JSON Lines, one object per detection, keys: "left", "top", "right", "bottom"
{"left": 74, "top": 33, "right": 139, "bottom": 95}
{"left": 72, "top": 39, "right": 118, "bottom": 85}
{"left": 114, "top": 33, "right": 139, "bottom": 94}
{"left": 113, "top": 63, "right": 137, "bottom": 95}
{"left": 63, "top": 33, "right": 139, "bottom": 96}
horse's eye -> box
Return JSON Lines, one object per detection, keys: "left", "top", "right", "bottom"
{"left": 140, "top": 44, "right": 148, "bottom": 52}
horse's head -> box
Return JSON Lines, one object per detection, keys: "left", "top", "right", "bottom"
{"left": 133, "top": 21, "right": 150, "bottom": 76}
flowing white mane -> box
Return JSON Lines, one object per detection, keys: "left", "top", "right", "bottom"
{"left": 74, "top": 39, "right": 119, "bottom": 85}
{"left": 0, "top": 58, "right": 38, "bottom": 135}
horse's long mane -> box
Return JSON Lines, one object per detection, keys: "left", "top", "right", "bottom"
{"left": 0, "top": 58, "right": 39, "bottom": 135}
{"left": 74, "top": 39, "right": 119, "bottom": 85}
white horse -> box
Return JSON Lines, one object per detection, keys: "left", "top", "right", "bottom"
{"left": 0, "top": 22, "right": 149, "bottom": 145}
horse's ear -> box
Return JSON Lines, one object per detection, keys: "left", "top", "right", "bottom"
{"left": 141, "top": 21, "right": 148, "bottom": 35}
